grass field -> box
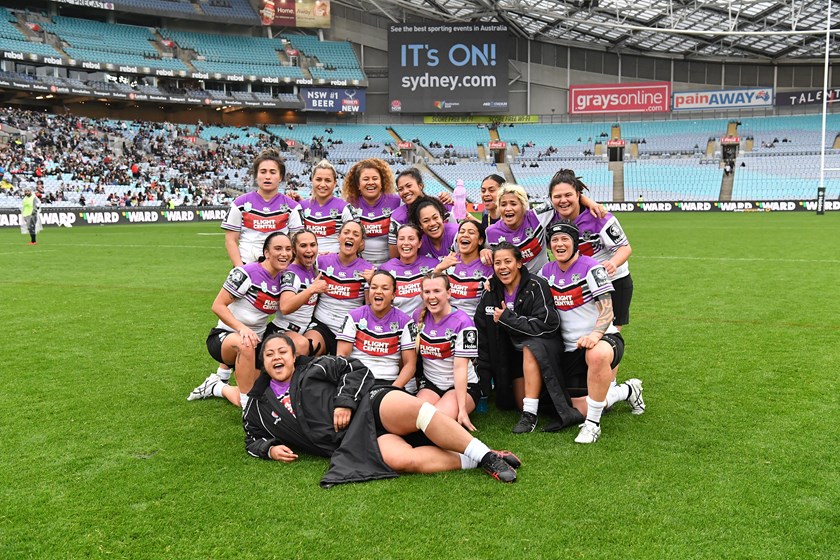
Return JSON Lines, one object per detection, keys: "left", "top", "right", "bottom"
{"left": 1, "top": 212, "right": 838, "bottom": 559}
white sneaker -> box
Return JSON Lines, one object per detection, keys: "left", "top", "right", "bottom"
{"left": 625, "top": 378, "right": 645, "bottom": 415}
{"left": 187, "top": 373, "right": 222, "bottom": 401}
{"left": 574, "top": 422, "right": 601, "bottom": 444}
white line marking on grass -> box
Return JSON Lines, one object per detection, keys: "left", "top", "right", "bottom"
{"left": 197, "top": 233, "right": 225, "bottom": 236}
{"left": 50, "top": 243, "right": 221, "bottom": 250}
{"left": 0, "top": 249, "right": 57, "bottom": 255}
{"left": 637, "top": 255, "right": 840, "bottom": 264}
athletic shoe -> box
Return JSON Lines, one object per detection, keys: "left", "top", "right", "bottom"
{"left": 625, "top": 378, "right": 646, "bottom": 415}
{"left": 494, "top": 450, "right": 522, "bottom": 469}
{"left": 27, "top": 242, "right": 37, "bottom": 245}
{"left": 479, "top": 451, "right": 517, "bottom": 483}
{"left": 187, "top": 373, "right": 222, "bottom": 401}
{"left": 574, "top": 422, "right": 601, "bottom": 444}
{"left": 512, "top": 411, "right": 538, "bottom": 434}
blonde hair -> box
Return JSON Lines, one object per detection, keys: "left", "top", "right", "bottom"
{"left": 342, "top": 158, "right": 395, "bottom": 205}
{"left": 495, "top": 183, "right": 529, "bottom": 210}
{"left": 310, "top": 159, "right": 338, "bottom": 182}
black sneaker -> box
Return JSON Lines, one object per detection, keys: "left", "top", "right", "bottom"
{"left": 479, "top": 451, "right": 517, "bottom": 483}
{"left": 512, "top": 411, "right": 538, "bottom": 434}
{"left": 494, "top": 450, "right": 522, "bottom": 469}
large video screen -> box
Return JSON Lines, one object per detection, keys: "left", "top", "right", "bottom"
{"left": 388, "top": 22, "right": 509, "bottom": 114}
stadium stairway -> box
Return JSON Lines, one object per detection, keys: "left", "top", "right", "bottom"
{"left": 719, "top": 166, "right": 734, "bottom": 201}
{"left": 477, "top": 144, "right": 487, "bottom": 161}
{"left": 706, "top": 139, "right": 716, "bottom": 157}
{"left": 610, "top": 161, "right": 624, "bottom": 202}
{"left": 496, "top": 162, "right": 513, "bottom": 185}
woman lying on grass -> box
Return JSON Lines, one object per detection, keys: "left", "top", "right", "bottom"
{"left": 239, "top": 332, "right": 521, "bottom": 487}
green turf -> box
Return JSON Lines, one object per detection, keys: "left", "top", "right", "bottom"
{"left": 1, "top": 213, "right": 838, "bottom": 559}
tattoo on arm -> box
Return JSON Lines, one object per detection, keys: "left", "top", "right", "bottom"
{"left": 593, "top": 297, "right": 613, "bottom": 335}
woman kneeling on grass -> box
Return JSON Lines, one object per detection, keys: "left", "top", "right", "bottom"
{"left": 240, "top": 333, "right": 521, "bottom": 487}
{"left": 188, "top": 232, "right": 293, "bottom": 407}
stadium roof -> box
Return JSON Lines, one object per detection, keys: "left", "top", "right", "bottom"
{"left": 340, "top": 0, "right": 840, "bottom": 61}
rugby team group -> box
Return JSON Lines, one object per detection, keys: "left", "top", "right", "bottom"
{"left": 187, "top": 149, "right": 645, "bottom": 487}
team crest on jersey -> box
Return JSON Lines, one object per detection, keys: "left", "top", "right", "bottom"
{"left": 330, "top": 209, "right": 338, "bottom": 218}
{"left": 593, "top": 267, "right": 609, "bottom": 287}
{"left": 353, "top": 270, "right": 362, "bottom": 279}
{"left": 390, "top": 321, "right": 400, "bottom": 332}
{"left": 473, "top": 270, "right": 483, "bottom": 278}
{"left": 358, "top": 317, "right": 367, "bottom": 330}
{"left": 280, "top": 204, "right": 290, "bottom": 213}
{"left": 525, "top": 227, "right": 534, "bottom": 238}
{"left": 326, "top": 266, "right": 334, "bottom": 276}
{"left": 607, "top": 223, "right": 624, "bottom": 243}
{"left": 463, "top": 329, "right": 478, "bottom": 350}
{"left": 244, "top": 202, "right": 252, "bottom": 212}
{"left": 572, "top": 274, "right": 580, "bottom": 283}
{"left": 383, "top": 207, "right": 391, "bottom": 216}
{"left": 445, "top": 328, "right": 454, "bottom": 339}
{"left": 420, "top": 266, "right": 430, "bottom": 273}
{"left": 228, "top": 268, "right": 247, "bottom": 289}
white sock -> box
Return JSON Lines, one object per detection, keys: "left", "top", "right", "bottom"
{"left": 463, "top": 438, "right": 491, "bottom": 464}
{"left": 216, "top": 367, "right": 231, "bottom": 382}
{"left": 606, "top": 383, "right": 631, "bottom": 408}
{"left": 522, "top": 397, "right": 539, "bottom": 415}
{"left": 458, "top": 453, "right": 478, "bottom": 470}
{"left": 211, "top": 382, "right": 226, "bottom": 398}
{"left": 585, "top": 397, "right": 606, "bottom": 426}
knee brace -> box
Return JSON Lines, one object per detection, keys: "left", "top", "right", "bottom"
{"left": 415, "top": 402, "right": 437, "bottom": 433}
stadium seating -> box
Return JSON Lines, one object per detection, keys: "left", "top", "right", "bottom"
{"left": 624, "top": 159, "right": 723, "bottom": 201}
{"left": 620, "top": 119, "right": 728, "bottom": 155}
{"left": 732, "top": 153, "right": 840, "bottom": 199}
{"left": 740, "top": 114, "right": 840, "bottom": 152}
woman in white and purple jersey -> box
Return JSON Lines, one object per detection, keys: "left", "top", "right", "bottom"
{"left": 187, "top": 232, "right": 292, "bottom": 407}
{"left": 298, "top": 160, "right": 355, "bottom": 255}
{"left": 414, "top": 273, "right": 481, "bottom": 431}
{"left": 336, "top": 270, "right": 418, "bottom": 392}
{"left": 267, "top": 230, "right": 328, "bottom": 356}
{"left": 380, "top": 223, "right": 439, "bottom": 317}
{"left": 437, "top": 220, "right": 493, "bottom": 319}
{"left": 305, "top": 221, "right": 374, "bottom": 355}
{"left": 485, "top": 184, "right": 549, "bottom": 275}
{"left": 221, "top": 149, "right": 302, "bottom": 266}
{"left": 388, "top": 168, "right": 454, "bottom": 259}
{"left": 548, "top": 168, "right": 633, "bottom": 331}
{"left": 412, "top": 197, "right": 459, "bottom": 261}
{"left": 342, "top": 158, "right": 402, "bottom": 266}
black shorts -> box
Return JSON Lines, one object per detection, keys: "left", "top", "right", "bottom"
{"left": 368, "top": 385, "right": 433, "bottom": 447}
{"left": 304, "top": 318, "right": 338, "bottom": 356}
{"left": 417, "top": 376, "right": 482, "bottom": 408}
{"left": 610, "top": 274, "right": 633, "bottom": 326}
{"left": 559, "top": 332, "right": 625, "bottom": 397}
{"left": 206, "top": 328, "right": 235, "bottom": 367}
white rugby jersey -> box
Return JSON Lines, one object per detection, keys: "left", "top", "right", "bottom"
{"left": 413, "top": 308, "right": 479, "bottom": 390}
{"left": 221, "top": 191, "right": 302, "bottom": 263}
{"left": 312, "top": 253, "right": 372, "bottom": 334}
{"left": 337, "top": 305, "right": 416, "bottom": 382}
{"left": 539, "top": 256, "right": 618, "bottom": 351}
{"left": 272, "top": 262, "right": 318, "bottom": 333}
{"left": 216, "top": 262, "right": 281, "bottom": 337}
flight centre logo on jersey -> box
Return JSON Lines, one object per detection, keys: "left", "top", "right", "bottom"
{"left": 592, "top": 266, "right": 609, "bottom": 288}
{"left": 463, "top": 329, "right": 478, "bottom": 351}
{"left": 606, "top": 222, "right": 624, "bottom": 243}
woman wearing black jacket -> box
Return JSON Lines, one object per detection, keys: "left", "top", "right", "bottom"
{"left": 474, "top": 242, "right": 583, "bottom": 433}
{"left": 242, "top": 332, "right": 521, "bottom": 487}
